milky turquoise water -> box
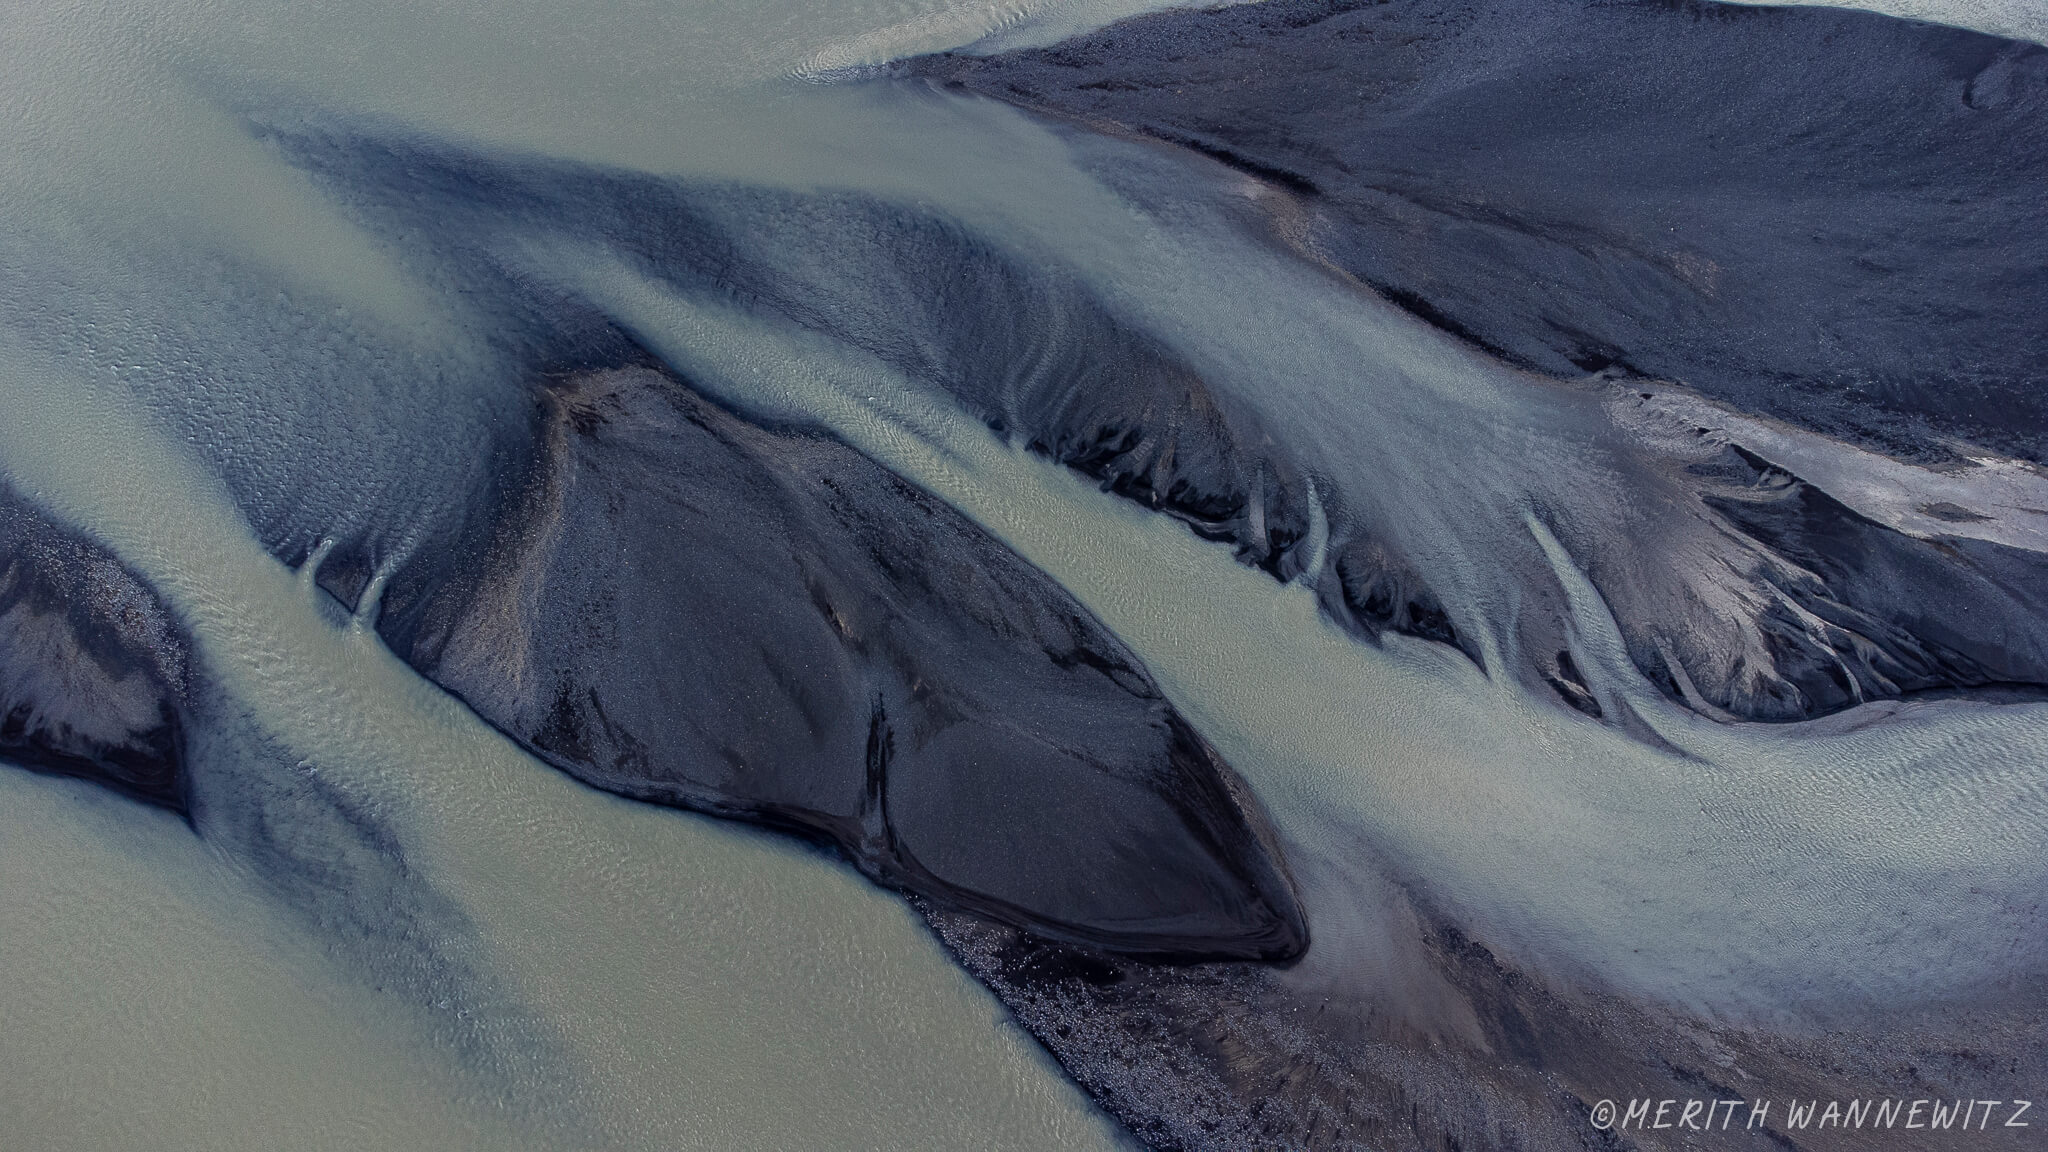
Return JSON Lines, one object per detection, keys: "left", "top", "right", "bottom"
{"left": 0, "top": 1, "right": 1180, "bottom": 1147}
{"left": 0, "top": 338, "right": 1127, "bottom": 1149}
{"left": 2, "top": 0, "right": 2043, "bottom": 1146}
{"left": 1722, "top": 0, "right": 2047, "bottom": 45}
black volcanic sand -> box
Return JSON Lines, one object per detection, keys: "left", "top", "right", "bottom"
{"left": 92, "top": 110, "right": 2033, "bottom": 1148}
{"left": 6, "top": 6, "right": 2043, "bottom": 1148}
{"left": 883, "top": 5, "right": 2048, "bottom": 1144}
{"left": 918, "top": 895, "right": 2048, "bottom": 1152}
{"left": 909, "top": 0, "right": 2048, "bottom": 466}
{"left": 272, "top": 131, "right": 2048, "bottom": 725}
{"left": 0, "top": 485, "right": 191, "bottom": 811}
{"left": 371, "top": 365, "right": 1305, "bottom": 962}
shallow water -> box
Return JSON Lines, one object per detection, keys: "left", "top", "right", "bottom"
{"left": 3, "top": 0, "right": 2044, "bottom": 1145}
{"left": 585, "top": 263, "right": 2048, "bottom": 1017}
{"left": 1722, "top": 0, "right": 2048, "bottom": 45}
{"left": 0, "top": 1, "right": 1179, "bottom": 1146}
{"left": 0, "top": 771, "right": 536, "bottom": 1151}
{"left": 0, "top": 344, "right": 1123, "bottom": 1149}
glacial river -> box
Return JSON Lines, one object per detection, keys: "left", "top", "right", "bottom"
{"left": 2, "top": 0, "right": 2042, "bottom": 1148}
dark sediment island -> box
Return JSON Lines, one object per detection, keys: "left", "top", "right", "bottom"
{"left": 0, "top": 486, "right": 192, "bottom": 812}
{"left": 366, "top": 364, "right": 1306, "bottom": 961}
{"left": 899, "top": 0, "right": 2048, "bottom": 724}
{"left": 910, "top": 0, "right": 2048, "bottom": 465}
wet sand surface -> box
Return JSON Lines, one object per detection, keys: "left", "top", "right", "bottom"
{"left": 2, "top": 1, "right": 2044, "bottom": 1148}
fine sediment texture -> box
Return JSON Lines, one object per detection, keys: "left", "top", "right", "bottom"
{"left": 273, "top": 133, "right": 2048, "bottom": 727}
{"left": 371, "top": 363, "right": 1305, "bottom": 961}
{"left": 900, "top": 0, "right": 2048, "bottom": 723}
{"left": 8, "top": 125, "right": 1319, "bottom": 961}
{"left": 0, "top": 484, "right": 191, "bottom": 811}
{"left": 919, "top": 897, "right": 2048, "bottom": 1152}
{"left": 4, "top": 57, "right": 2033, "bottom": 1145}
{"left": 5, "top": 0, "right": 2038, "bottom": 1149}
{"left": 270, "top": 126, "right": 2048, "bottom": 725}
{"left": 908, "top": 0, "right": 2048, "bottom": 466}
